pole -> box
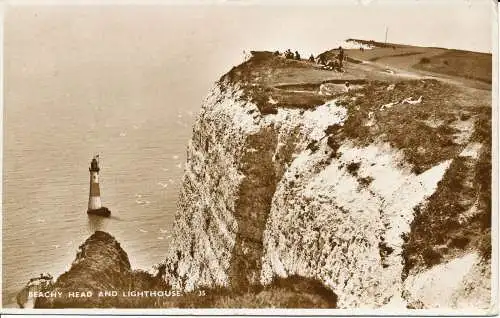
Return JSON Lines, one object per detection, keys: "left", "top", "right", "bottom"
{"left": 385, "top": 26, "right": 388, "bottom": 44}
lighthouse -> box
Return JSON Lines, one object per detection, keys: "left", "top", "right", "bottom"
{"left": 87, "top": 155, "right": 111, "bottom": 217}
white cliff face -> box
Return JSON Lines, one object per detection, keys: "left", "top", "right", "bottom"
{"left": 164, "top": 83, "right": 253, "bottom": 291}
{"left": 402, "top": 253, "right": 491, "bottom": 311}
{"left": 165, "top": 80, "right": 486, "bottom": 309}
{"left": 165, "top": 81, "right": 347, "bottom": 291}
{"left": 260, "top": 138, "right": 452, "bottom": 307}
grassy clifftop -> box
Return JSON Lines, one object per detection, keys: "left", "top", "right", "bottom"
{"left": 219, "top": 41, "right": 490, "bottom": 116}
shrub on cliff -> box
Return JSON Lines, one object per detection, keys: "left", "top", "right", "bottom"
{"left": 419, "top": 57, "right": 431, "bottom": 64}
{"left": 164, "top": 276, "right": 337, "bottom": 308}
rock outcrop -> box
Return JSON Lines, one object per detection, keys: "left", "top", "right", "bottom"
{"left": 17, "top": 274, "right": 54, "bottom": 308}
{"left": 34, "top": 231, "right": 167, "bottom": 308}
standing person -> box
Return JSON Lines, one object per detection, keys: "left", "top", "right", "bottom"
{"left": 294, "top": 51, "right": 301, "bottom": 60}
{"left": 338, "top": 46, "right": 344, "bottom": 67}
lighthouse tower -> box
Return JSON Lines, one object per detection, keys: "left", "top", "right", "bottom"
{"left": 87, "top": 156, "right": 110, "bottom": 217}
{"left": 88, "top": 156, "right": 102, "bottom": 211}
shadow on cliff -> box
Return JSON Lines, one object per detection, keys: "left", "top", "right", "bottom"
{"left": 30, "top": 231, "right": 337, "bottom": 309}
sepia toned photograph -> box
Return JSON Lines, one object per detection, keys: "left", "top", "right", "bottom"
{"left": 1, "top": 0, "right": 497, "bottom": 314}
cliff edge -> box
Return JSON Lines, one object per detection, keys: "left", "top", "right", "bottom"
{"left": 164, "top": 43, "right": 492, "bottom": 309}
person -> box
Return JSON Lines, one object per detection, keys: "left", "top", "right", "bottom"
{"left": 344, "top": 81, "right": 351, "bottom": 92}
{"left": 325, "top": 60, "right": 335, "bottom": 70}
{"left": 338, "top": 46, "right": 344, "bottom": 67}
{"left": 308, "top": 54, "right": 315, "bottom": 62}
{"left": 283, "top": 49, "right": 292, "bottom": 59}
{"left": 316, "top": 55, "right": 326, "bottom": 65}
{"left": 294, "top": 51, "right": 301, "bottom": 60}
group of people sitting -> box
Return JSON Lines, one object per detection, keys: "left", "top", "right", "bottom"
{"left": 311, "top": 46, "right": 346, "bottom": 72}
{"left": 273, "top": 46, "right": 347, "bottom": 72}
{"left": 274, "top": 49, "right": 302, "bottom": 60}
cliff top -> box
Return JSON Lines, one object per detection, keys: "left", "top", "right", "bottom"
{"left": 220, "top": 40, "right": 491, "bottom": 115}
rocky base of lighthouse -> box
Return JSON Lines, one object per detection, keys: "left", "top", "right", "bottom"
{"left": 87, "top": 207, "right": 111, "bottom": 218}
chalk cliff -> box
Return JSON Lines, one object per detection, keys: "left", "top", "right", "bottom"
{"left": 164, "top": 49, "right": 492, "bottom": 310}
{"left": 18, "top": 44, "right": 492, "bottom": 311}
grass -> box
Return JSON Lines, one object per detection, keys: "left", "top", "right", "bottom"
{"left": 165, "top": 276, "right": 337, "bottom": 308}
{"left": 219, "top": 51, "right": 369, "bottom": 114}
{"left": 158, "top": 276, "right": 337, "bottom": 308}
{"left": 220, "top": 52, "right": 332, "bottom": 114}
{"left": 419, "top": 57, "right": 431, "bottom": 64}
{"left": 229, "top": 128, "right": 279, "bottom": 289}
{"left": 358, "top": 176, "right": 374, "bottom": 188}
{"left": 346, "top": 162, "right": 361, "bottom": 176}
{"left": 468, "top": 107, "right": 492, "bottom": 259}
{"left": 327, "top": 79, "right": 463, "bottom": 173}
{"left": 413, "top": 50, "right": 492, "bottom": 84}
{"left": 401, "top": 106, "right": 492, "bottom": 277}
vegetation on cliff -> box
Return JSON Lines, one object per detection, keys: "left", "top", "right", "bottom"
{"left": 413, "top": 49, "right": 492, "bottom": 84}
{"left": 32, "top": 231, "right": 337, "bottom": 308}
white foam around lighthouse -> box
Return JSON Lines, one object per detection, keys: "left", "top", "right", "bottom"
{"left": 88, "top": 156, "right": 102, "bottom": 211}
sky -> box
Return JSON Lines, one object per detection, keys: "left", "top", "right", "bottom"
{"left": 4, "top": 1, "right": 494, "bottom": 82}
